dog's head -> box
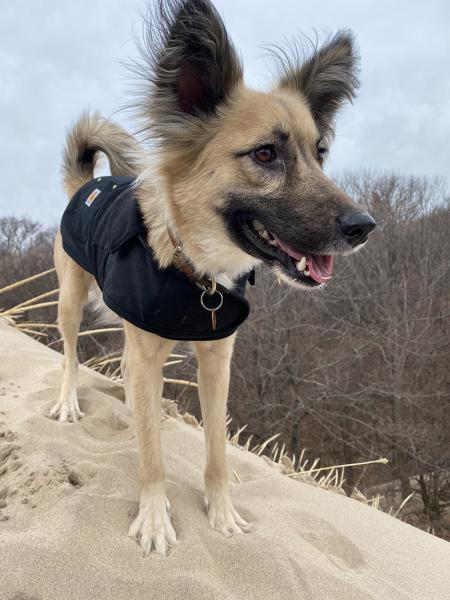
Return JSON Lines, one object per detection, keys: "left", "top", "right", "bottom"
{"left": 136, "top": 0, "right": 376, "bottom": 287}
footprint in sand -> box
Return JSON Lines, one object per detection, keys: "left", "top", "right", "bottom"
{"left": 0, "top": 437, "right": 22, "bottom": 522}
{"left": 0, "top": 441, "right": 21, "bottom": 469}
{"left": 67, "top": 467, "right": 84, "bottom": 488}
{"left": 294, "top": 511, "right": 365, "bottom": 571}
{"left": 8, "top": 592, "right": 40, "bottom": 600}
{"left": 81, "top": 406, "right": 133, "bottom": 442}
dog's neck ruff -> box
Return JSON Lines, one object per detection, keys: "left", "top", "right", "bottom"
{"left": 60, "top": 176, "right": 253, "bottom": 341}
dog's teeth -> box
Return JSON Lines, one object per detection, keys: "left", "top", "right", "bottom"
{"left": 296, "top": 257, "right": 307, "bottom": 272}
{"left": 268, "top": 239, "right": 278, "bottom": 246}
{"left": 252, "top": 219, "right": 265, "bottom": 232}
{"left": 304, "top": 270, "right": 310, "bottom": 277}
{"left": 261, "top": 230, "right": 270, "bottom": 240}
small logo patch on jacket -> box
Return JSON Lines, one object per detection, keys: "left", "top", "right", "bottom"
{"left": 85, "top": 189, "right": 101, "bottom": 207}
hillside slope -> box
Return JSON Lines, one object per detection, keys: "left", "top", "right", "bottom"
{"left": 0, "top": 319, "right": 449, "bottom": 600}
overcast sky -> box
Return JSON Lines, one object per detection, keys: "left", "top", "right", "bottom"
{"left": 1, "top": 0, "right": 449, "bottom": 225}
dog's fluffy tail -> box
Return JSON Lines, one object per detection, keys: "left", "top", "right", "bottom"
{"left": 62, "top": 111, "right": 144, "bottom": 198}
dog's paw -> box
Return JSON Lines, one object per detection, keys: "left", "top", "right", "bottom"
{"left": 48, "top": 395, "right": 84, "bottom": 422}
{"left": 205, "top": 489, "right": 249, "bottom": 537}
{"left": 129, "top": 493, "right": 177, "bottom": 556}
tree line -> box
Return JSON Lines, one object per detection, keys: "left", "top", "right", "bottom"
{"left": 1, "top": 172, "right": 449, "bottom": 538}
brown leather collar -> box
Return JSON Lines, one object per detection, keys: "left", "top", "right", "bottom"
{"left": 167, "top": 227, "right": 217, "bottom": 294}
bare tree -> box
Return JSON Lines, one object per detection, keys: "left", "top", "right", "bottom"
{"left": 2, "top": 173, "right": 449, "bottom": 538}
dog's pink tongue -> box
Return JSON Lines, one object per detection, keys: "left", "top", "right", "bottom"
{"left": 308, "top": 254, "right": 334, "bottom": 283}
{"left": 272, "top": 235, "right": 334, "bottom": 284}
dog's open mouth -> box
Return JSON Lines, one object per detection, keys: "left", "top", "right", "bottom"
{"left": 243, "top": 219, "right": 334, "bottom": 286}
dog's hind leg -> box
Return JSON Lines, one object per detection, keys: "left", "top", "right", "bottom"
{"left": 194, "top": 335, "right": 249, "bottom": 536}
{"left": 123, "top": 322, "right": 177, "bottom": 556}
{"left": 50, "top": 232, "right": 92, "bottom": 422}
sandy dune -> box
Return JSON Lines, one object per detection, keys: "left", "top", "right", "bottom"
{"left": 0, "top": 319, "right": 449, "bottom": 600}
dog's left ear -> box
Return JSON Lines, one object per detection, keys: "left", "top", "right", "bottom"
{"left": 275, "top": 30, "right": 360, "bottom": 138}
{"left": 137, "top": 0, "right": 243, "bottom": 143}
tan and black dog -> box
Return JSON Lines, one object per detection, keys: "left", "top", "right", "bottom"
{"left": 52, "top": 0, "right": 375, "bottom": 555}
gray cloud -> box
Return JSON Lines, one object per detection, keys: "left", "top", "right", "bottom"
{"left": 1, "top": 0, "right": 449, "bottom": 223}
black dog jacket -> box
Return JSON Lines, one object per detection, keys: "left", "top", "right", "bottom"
{"left": 60, "top": 176, "right": 252, "bottom": 341}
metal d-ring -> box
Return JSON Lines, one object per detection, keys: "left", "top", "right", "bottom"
{"left": 200, "top": 289, "right": 223, "bottom": 312}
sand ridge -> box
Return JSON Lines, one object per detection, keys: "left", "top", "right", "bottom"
{"left": 0, "top": 319, "right": 449, "bottom": 600}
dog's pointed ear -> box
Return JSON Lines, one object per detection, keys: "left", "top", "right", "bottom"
{"left": 275, "top": 30, "right": 360, "bottom": 138}
{"left": 137, "top": 0, "right": 243, "bottom": 141}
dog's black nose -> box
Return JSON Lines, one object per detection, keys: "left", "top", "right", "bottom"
{"left": 337, "top": 212, "right": 376, "bottom": 246}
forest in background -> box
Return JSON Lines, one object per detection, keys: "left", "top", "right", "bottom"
{"left": 1, "top": 172, "right": 449, "bottom": 539}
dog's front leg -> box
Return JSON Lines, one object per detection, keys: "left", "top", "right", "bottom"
{"left": 124, "top": 322, "right": 176, "bottom": 556}
{"left": 194, "top": 336, "right": 249, "bottom": 536}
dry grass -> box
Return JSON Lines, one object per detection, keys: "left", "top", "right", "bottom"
{"left": 224, "top": 419, "right": 393, "bottom": 508}
{"left": 1, "top": 269, "right": 197, "bottom": 389}
{"left": 2, "top": 269, "right": 414, "bottom": 519}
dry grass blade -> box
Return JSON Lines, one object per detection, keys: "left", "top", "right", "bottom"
{"left": 163, "top": 378, "right": 198, "bottom": 388}
{"left": 78, "top": 327, "right": 124, "bottom": 337}
{"left": 271, "top": 443, "right": 279, "bottom": 463}
{"left": 163, "top": 359, "right": 183, "bottom": 367}
{"left": 296, "top": 453, "right": 320, "bottom": 474}
{"left": 16, "top": 322, "right": 59, "bottom": 330}
{"left": 255, "top": 433, "right": 280, "bottom": 456}
{"left": 85, "top": 355, "right": 183, "bottom": 372}
{"left": 392, "top": 492, "right": 414, "bottom": 518}
{"left": 1, "top": 300, "right": 59, "bottom": 317}
{"left": 3, "top": 288, "right": 59, "bottom": 315}
{"left": 229, "top": 424, "right": 248, "bottom": 445}
{"left": 112, "top": 377, "right": 197, "bottom": 388}
{"left": 83, "top": 352, "right": 122, "bottom": 368}
{"left": 49, "top": 328, "right": 124, "bottom": 345}
{"left": 317, "top": 467, "right": 346, "bottom": 490}
{"left": 18, "top": 328, "right": 49, "bottom": 338}
{"left": 292, "top": 457, "right": 389, "bottom": 477}
{"left": 369, "top": 495, "right": 381, "bottom": 510}
{"left": 92, "top": 357, "right": 122, "bottom": 367}
{"left": 109, "top": 366, "right": 122, "bottom": 379}
{"left": 0, "top": 268, "right": 55, "bottom": 296}
{"left": 243, "top": 435, "right": 254, "bottom": 451}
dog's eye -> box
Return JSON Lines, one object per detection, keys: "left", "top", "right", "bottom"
{"left": 317, "top": 141, "right": 329, "bottom": 165}
{"left": 252, "top": 146, "right": 276, "bottom": 164}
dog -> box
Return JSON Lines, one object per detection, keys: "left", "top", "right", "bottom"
{"left": 52, "top": 0, "right": 376, "bottom": 556}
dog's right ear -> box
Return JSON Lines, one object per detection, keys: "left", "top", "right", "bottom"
{"left": 135, "top": 0, "right": 243, "bottom": 143}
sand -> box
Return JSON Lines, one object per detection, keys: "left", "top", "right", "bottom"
{"left": 0, "top": 318, "right": 449, "bottom": 600}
